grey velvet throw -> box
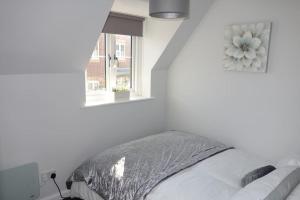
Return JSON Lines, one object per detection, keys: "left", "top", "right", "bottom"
{"left": 67, "top": 131, "right": 232, "bottom": 200}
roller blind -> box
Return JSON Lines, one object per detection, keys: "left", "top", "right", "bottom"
{"left": 102, "top": 12, "right": 145, "bottom": 37}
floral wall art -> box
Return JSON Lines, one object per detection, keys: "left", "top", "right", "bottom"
{"left": 224, "top": 22, "right": 271, "bottom": 72}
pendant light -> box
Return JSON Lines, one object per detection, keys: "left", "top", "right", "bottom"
{"left": 149, "top": 0, "right": 190, "bottom": 19}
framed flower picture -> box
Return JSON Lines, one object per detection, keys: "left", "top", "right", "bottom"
{"left": 224, "top": 22, "right": 272, "bottom": 73}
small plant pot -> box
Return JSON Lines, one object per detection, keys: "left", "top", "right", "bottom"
{"left": 114, "top": 91, "right": 130, "bottom": 101}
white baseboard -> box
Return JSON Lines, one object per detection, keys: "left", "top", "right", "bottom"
{"left": 39, "top": 190, "right": 70, "bottom": 200}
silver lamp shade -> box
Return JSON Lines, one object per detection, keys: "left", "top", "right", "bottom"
{"left": 149, "top": 0, "right": 190, "bottom": 19}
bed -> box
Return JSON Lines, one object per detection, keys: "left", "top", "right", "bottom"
{"left": 67, "top": 131, "right": 300, "bottom": 200}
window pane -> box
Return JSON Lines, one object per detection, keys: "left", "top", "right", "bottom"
{"left": 114, "top": 34, "right": 131, "bottom": 89}
{"left": 86, "top": 33, "right": 106, "bottom": 91}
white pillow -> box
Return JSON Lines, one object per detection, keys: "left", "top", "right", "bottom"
{"left": 277, "top": 154, "right": 300, "bottom": 167}
{"left": 232, "top": 166, "right": 300, "bottom": 200}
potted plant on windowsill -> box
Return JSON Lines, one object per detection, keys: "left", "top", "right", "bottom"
{"left": 112, "top": 88, "right": 130, "bottom": 102}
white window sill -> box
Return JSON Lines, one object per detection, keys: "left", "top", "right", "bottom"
{"left": 83, "top": 94, "right": 155, "bottom": 108}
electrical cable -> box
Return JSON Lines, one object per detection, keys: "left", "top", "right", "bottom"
{"left": 51, "top": 173, "right": 66, "bottom": 199}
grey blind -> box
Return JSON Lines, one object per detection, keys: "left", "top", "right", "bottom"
{"left": 102, "top": 12, "right": 145, "bottom": 37}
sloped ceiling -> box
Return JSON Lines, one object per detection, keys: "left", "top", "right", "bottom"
{"left": 0, "top": 0, "right": 214, "bottom": 74}
{"left": 112, "top": 0, "right": 148, "bottom": 17}
{"left": 153, "top": 0, "right": 216, "bottom": 70}
{"left": 0, "top": 0, "right": 113, "bottom": 74}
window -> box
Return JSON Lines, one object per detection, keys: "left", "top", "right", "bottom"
{"left": 85, "top": 33, "right": 142, "bottom": 102}
{"left": 110, "top": 34, "right": 132, "bottom": 89}
{"left": 85, "top": 12, "right": 145, "bottom": 105}
{"left": 86, "top": 33, "right": 106, "bottom": 90}
{"left": 116, "top": 41, "right": 126, "bottom": 59}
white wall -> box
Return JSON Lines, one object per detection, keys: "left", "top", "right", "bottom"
{"left": 143, "top": 18, "right": 182, "bottom": 97}
{"left": 167, "top": 0, "right": 300, "bottom": 160}
{"left": 0, "top": 1, "right": 181, "bottom": 200}
{"left": 0, "top": 73, "right": 166, "bottom": 198}
{"left": 153, "top": 0, "right": 216, "bottom": 71}
{"left": 112, "top": 0, "right": 148, "bottom": 17}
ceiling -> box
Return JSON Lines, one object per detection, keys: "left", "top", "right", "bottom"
{"left": 111, "top": 0, "right": 149, "bottom": 17}
{"left": 0, "top": 0, "right": 214, "bottom": 74}
{"left": 0, "top": 0, "right": 114, "bottom": 74}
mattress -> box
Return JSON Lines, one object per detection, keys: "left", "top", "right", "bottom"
{"left": 70, "top": 149, "right": 269, "bottom": 200}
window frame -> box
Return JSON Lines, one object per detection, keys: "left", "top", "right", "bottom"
{"left": 115, "top": 42, "right": 126, "bottom": 59}
{"left": 85, "top": 33, "right": 142, "bottom": 101}
{"left": 85, "top": 33, "right": 107, "bottom": 96}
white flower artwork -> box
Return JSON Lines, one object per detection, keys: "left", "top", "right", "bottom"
{"left": 224, "top": 22, "right": 271, "bottom": 72}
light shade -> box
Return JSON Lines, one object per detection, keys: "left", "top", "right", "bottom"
{"left": 149, "top": 0, "right": 190, "bottom": 19}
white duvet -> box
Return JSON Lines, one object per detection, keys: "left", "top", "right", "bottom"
{"left": 287, "top": 184, "right": 300, "bottom": 200}
{"left": 71, "top": 149, "right": 270, "bottom": 200}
